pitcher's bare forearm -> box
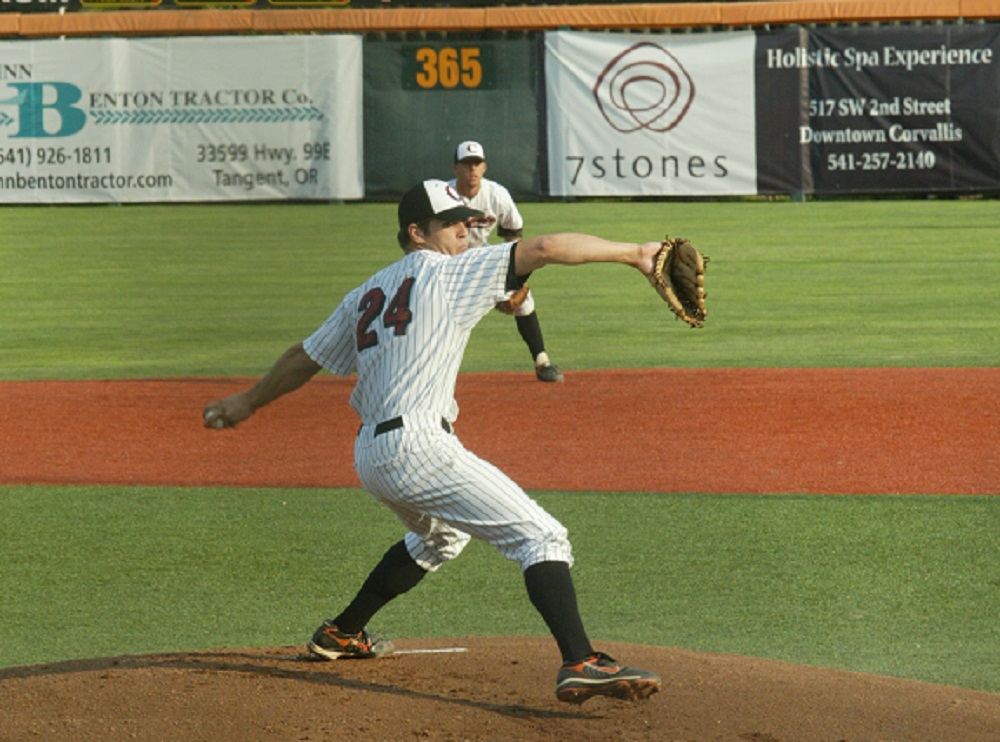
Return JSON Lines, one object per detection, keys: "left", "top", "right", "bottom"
{"left": 514, "top": 234, "right": 661, "bottom": 276}
{"left": 203, "top": 342, "right": 321, "bottom": 428}
{"left": 243, "top": 343, "right": 322, "bottom": 411}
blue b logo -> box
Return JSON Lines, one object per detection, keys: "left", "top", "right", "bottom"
{"left": 2, "top": 82, "right": 87, "bottom": 138}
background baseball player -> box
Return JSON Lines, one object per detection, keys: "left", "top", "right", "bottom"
{"left": 449, "top": 140, "right": 564, "bottom": 383}
{"left": 202, "top": 179, "right": 661, "bottom": 704}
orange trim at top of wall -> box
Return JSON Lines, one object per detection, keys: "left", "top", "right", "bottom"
{"left": 4, "top": 1, "right": 1000, "bottom": 39}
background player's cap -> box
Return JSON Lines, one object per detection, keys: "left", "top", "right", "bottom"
{"left": 398, "top": 179, "right": 484, "bottom": 228}
{"left": 455, "top": 141, "right": 486, "bottom": 163}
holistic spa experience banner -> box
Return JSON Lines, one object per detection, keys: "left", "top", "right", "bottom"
{"left": 755, "top": 23, "right": 1000, "bottom": 195}
{"left": 0, "top": 35, "right": 363, "bottom": 203}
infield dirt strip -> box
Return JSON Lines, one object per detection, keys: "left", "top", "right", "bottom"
{"left": 2, "top": 368, "right": 999, "bottom": 493}
{"left": 2, "top": 368, "right": 999, "bottom": 741}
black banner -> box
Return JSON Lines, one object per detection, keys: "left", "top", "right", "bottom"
{"left": 756, "top": 24, "right": 1000, "bottom": 195}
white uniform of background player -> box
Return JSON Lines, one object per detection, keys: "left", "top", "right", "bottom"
{"left": 202, "top": 179, "right": 661, "bottom": 704}
{"left": 448, "top": 141, "right": 564, "bottom": 383}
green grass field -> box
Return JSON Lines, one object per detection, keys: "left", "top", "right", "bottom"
{"left": 1, "top": 200, "right": 998, "bottom": 692}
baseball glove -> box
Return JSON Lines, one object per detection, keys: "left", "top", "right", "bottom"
{"left": 648, "top": 236, "right": 708, "bottom": 328}
{"left": 495, "top": 283, "right": 530, "bottom": 315}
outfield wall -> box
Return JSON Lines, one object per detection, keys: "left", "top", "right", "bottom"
{"left": 5, "top": 1, "right": 1000, "bottom": 35}
{"left": 1, "top": 2, "right": 998, "bottom": 202}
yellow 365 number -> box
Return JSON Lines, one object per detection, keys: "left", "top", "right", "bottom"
{"left": 407, "top": 45, "right": 494, "bottom": 90}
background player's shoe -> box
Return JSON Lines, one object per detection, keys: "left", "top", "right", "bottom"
{"left": 536, "top": 362, "right": 564, "bottom": 382}
{"left": 307, "top": 620, "right": 395, "bottom": 660}
{"left": 555, "top": 652, "right": 660, "bottom": 704}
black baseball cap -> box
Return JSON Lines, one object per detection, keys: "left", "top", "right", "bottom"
{"left": 397, "top": 179, "right": 483, "bottom": 228}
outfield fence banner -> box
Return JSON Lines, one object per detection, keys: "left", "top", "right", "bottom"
{"left": 755, "top": 24, "right": 1000, "bottom": 195}
{"left": 2, "top": 25, "right": 997, "bottom": 203}
{"left": 545, "top": 30, "right": 759, "bottom": 198}
{"left": 545, "top": 25, "right": 1000, "bottom": 198}
{"left": 0, "top": 35, "right": 363, "bottom": 203}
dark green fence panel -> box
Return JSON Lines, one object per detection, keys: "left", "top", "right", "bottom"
{"left": 362, "top": 33, "right": 541, "bottom": 198}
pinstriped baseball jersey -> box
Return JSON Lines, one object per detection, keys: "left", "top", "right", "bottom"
{"left": 446, "top": 178, "right": 536, "bottom": 315}
{"left": 446, "top": 177, "right": 524, "bottom": 248}
{"left": 300, "top": 240, "right": 573, "bottom": 573}
{"left": 303, "top": 243, "right": 511, "bottom": 425}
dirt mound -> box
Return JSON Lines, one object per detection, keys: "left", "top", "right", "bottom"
{"left": 3, "top": 637, "right": 999, "bottom": 741}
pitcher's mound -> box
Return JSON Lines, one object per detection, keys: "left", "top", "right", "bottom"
{"left": 3, "top": 636, "right": 998, "bottom": 741}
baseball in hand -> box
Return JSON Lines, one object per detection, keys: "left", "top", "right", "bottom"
{"left": 204, "top": 409, "right": 227, "bottom": 429}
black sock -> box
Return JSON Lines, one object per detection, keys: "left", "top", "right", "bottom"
{"left": 334, "top": 540, "right": 427, "bottom": 634}
{"left": 524, "top": 561, "right": 593, "bottom": 663}
{"left": 515, "top": 312, "right": 547, "bottom": 362}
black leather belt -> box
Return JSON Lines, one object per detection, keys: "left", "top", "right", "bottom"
{"left": 373, "top": 416, "right": 452, "bottom": 437}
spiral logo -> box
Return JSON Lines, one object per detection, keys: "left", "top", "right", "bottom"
{"left": 592, "top": 42, "right": 695, "bottom": 133}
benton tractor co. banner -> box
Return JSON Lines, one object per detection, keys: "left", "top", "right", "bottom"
{"left": 0, "top": 35, "right": 362, "bottom": 203}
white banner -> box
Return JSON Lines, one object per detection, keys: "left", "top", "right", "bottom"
{"left": 0, "top": 36, "right": 363, "bottom": 203}
{"left": 545, "top": 31, "right": 758, "bottom": 197}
